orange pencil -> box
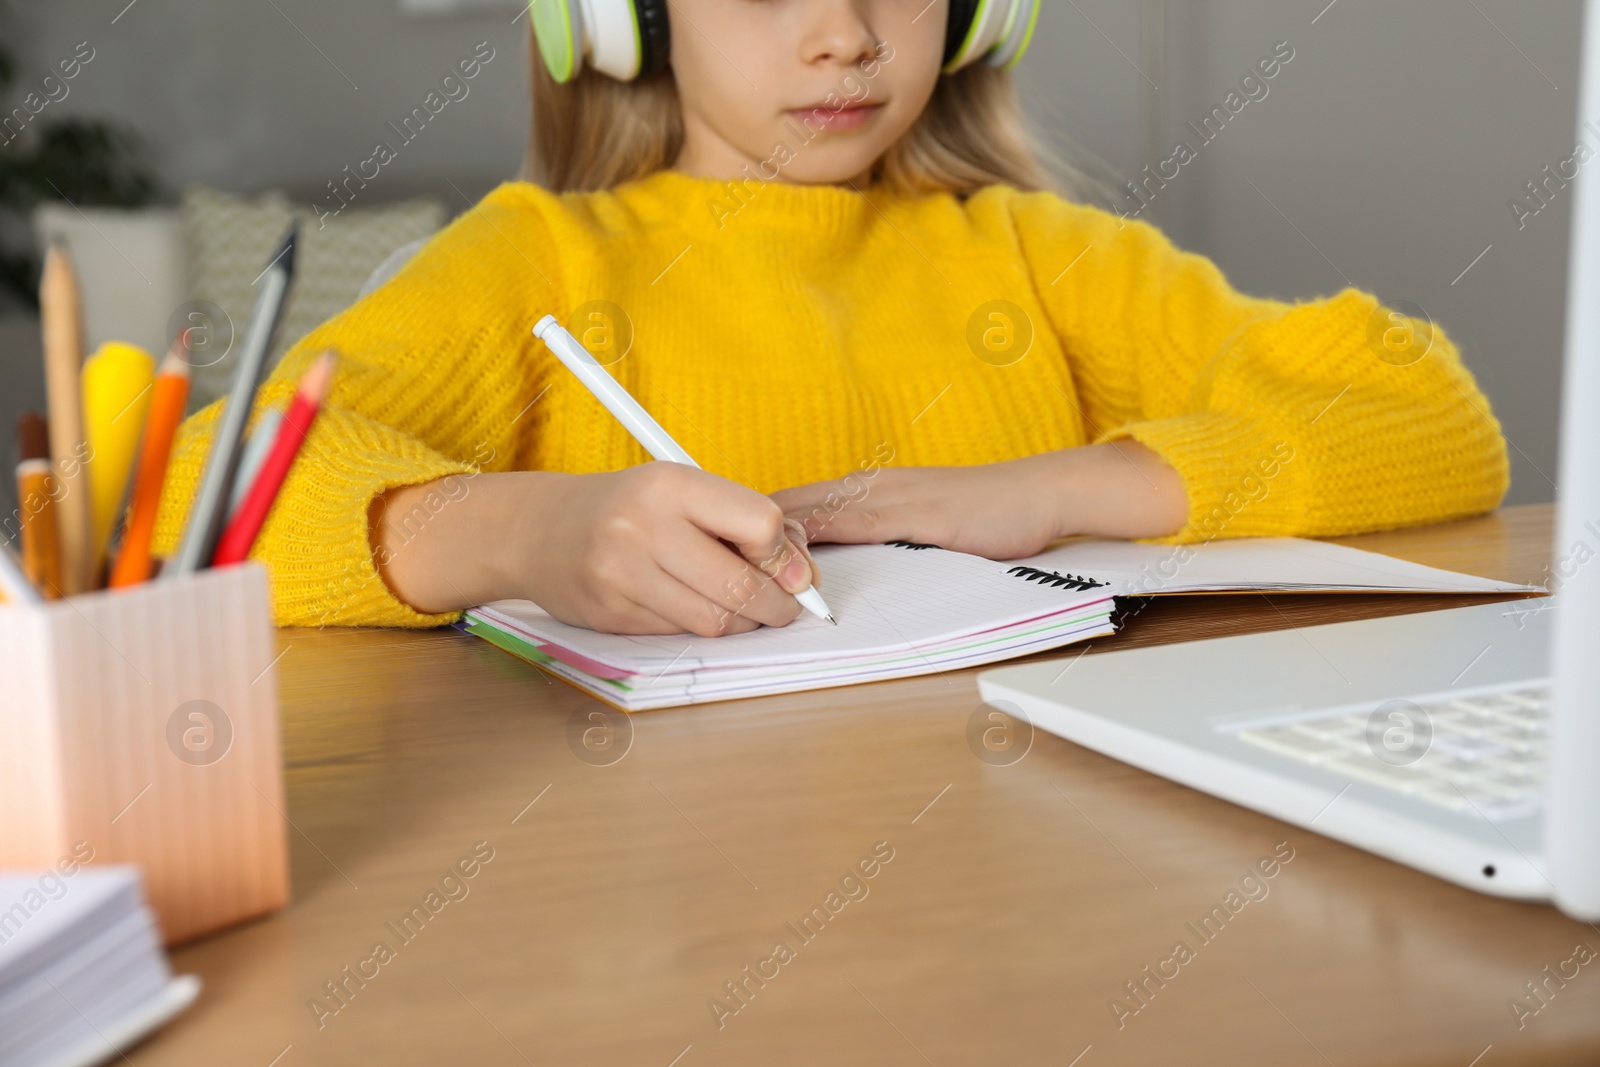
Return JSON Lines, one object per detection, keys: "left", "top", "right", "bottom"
{"left": 109, "top": 334, "right": 193, "bottom": 588}
{"left": 15, "top": 412, "right": 61, "bottom": 599}
{"left": 211, "top": 353, "right": 335, "bottom": 567}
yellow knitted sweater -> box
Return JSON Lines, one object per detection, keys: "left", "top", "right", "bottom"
{"left": 152, "top": 169, "right": 1509, "bottom": 628}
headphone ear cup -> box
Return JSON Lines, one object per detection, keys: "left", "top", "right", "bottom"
{"left": 988, "top": 0, "right": 1039, "bottom": 70}
{"left": 530, "top": 0, "right": 582, "bottom": 83}
{"left": 944, "top": 0, "right": 983, "bottom": 68}
{"left": 635, "top": 0, "right": 671, "bottom": 77}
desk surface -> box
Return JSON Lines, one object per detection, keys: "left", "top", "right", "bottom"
{"left": 146, "top": 504, "right": 1600, "bottom": 1067}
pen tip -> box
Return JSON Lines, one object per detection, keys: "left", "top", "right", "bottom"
{"left": 272, "top": 223, "right": 299, "bottom": 277}
{"left": 826, "top": 614, "right": 837, "bottom": 626}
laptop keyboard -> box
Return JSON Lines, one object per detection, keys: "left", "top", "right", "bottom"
{"left": 1235, "top": 686, "right": 1549, "bottom": 822}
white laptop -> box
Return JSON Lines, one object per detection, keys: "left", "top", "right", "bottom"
{"left": 977, "top": 2, "right": 1600, "bottom": 921}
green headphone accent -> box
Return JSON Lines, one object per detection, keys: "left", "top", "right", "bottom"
{"left": 530, "top": 0, "right": 1038, "bottom": 84}
{"left": 530, "top": 0, "right": 578, "bottom": 83}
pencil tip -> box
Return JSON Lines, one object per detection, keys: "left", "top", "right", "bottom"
{"left": 301, "top": 350, "right": 338, "bottom": 400}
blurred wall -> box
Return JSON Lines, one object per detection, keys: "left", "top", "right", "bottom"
{"left": 1, "top": 0, "right": 1582, "bottom": 513}
{"left": 1015, "top": 0, "right": 1582, "bottom": 507}
{"left": 0, "top": 0, "right": 531, "bottom": 202}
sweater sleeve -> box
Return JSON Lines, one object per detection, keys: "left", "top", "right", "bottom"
{"left": 151, "top": 185, "right": 563, "bottom": 627}
{"left": 1009, "top": 191, "right": 1510, "bottom": 543}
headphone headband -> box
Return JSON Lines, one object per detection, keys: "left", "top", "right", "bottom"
{"left": 532, "top": 0, "right": 1037, "bottom": 84}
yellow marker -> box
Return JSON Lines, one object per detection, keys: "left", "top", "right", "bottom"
{"left": 82, "top": 341, "right": 156, "bottom": 584}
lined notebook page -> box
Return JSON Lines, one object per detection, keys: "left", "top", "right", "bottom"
{"left": 472, "top": 543, "right": 1113, "bottom": 673}
{"left": 1020, "top": 537, "right": 1539, "bottom": 595}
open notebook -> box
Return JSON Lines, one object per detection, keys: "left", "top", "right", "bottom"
{"left": 462, "top": 537, "right": 1540, "bottom": 712}
{"left": 1015, "top": 535, "right": 1541, "bottom": 596}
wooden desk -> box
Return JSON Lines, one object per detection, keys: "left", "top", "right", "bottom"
{"left": 145, "top": 504, "right": 1599, "bottom": 1066}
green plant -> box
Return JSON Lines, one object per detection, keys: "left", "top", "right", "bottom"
{"left": 0, "top": 35, "right": 158, "bottom": 311}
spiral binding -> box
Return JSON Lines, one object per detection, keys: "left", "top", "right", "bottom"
{"left": 884, "top": 543, "right": 1108, "bottom": 593}
{"left": 1005, "top": 565, "right": 1109, "bottom": 592}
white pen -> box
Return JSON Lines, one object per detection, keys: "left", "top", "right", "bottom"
{"left": 533, "top": 315, "right": 836, "bottom": 625}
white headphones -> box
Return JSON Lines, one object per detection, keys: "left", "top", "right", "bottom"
{"left": 529, "top": 0, "right": 1040, "bottom": 84}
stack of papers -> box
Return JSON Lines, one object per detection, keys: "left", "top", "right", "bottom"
{"left": 463, "top": 537, "right": 1541, "bottom": 711}
{"left": 0, "top": 867, "right": 199, "bottom": 1067}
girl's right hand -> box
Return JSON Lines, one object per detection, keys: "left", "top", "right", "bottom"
{"left": 372, "top": 464, "right": 821, "bottom": 637}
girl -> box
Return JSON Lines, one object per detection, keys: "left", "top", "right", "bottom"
{"left": 153, "top": 0, "right": 1508, "bottom": 637}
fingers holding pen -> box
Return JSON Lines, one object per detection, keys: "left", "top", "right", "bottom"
{"left": 527, "top": 463, "right": 822, "bottom": 634}
{"left": 678, "top": 465, "right": 823, "bottom": 598}
{"left": 660, "top": 526, "right": 801, "bottom": 632}
{"left": 530, "top": 317, "right": 835, "bottom": 628}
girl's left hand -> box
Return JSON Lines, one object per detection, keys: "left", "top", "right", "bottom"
{"left": 770, "top": 441, "right": 1190, "bottom": 560}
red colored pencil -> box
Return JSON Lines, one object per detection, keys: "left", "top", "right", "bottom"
{"left": 211, "top": 352, "right": 336, "bottom": 567}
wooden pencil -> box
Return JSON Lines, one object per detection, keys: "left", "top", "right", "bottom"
{"left": 15, "top": 413, "right": 61, "bottom": 599}
{"left": 40, "top": 244, "right": 92, "bottom": 596}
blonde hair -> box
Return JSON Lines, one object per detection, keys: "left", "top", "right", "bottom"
{"left": 521, "top": 24, "right": 1104, "bottom": 202}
